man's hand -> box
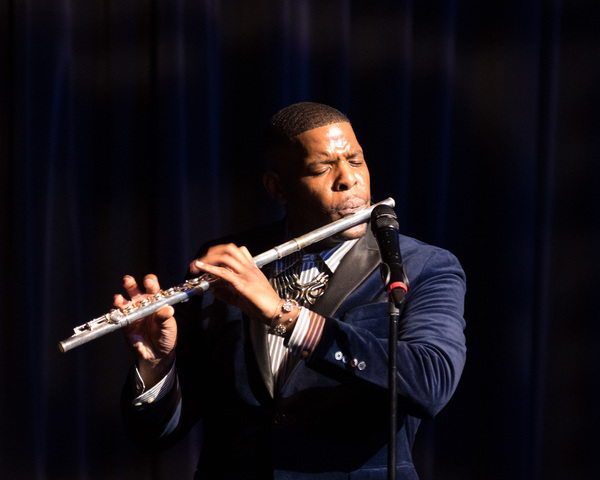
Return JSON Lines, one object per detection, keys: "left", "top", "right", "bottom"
{"left": 190, "top": 244, "right": 283, "bottom": 326}
{"left": 114, "top": 274, "right": 177, "bottom": 389}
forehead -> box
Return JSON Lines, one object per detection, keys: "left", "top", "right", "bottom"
{"left": 293, "top": 122, "right": 359, "bottom": 156}
{"left": 267, "top": 122, "right": 361, "bottom": 175}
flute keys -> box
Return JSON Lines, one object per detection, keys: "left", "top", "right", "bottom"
{"left": 123, "top": 293, "right": 162, "bottom": 313}
{"left": 123, "top": 304, "right": 137, "bottom": 315}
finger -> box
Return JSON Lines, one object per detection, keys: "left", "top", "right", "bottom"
{"left": 154, "top": 305, "right": 175, "bottom": 321}
{"left": 225, "top": 244, "right": 255, "bottom": 266}
{"left": 122, "top": 275, "right": 143, "bottom": 298}
{"left": 190, "top": 258, "right": 203, "bottom": 275}
{"left": 113, "top": 294, "right": 128, "bottom": 308}
{"left": 192, "top": 260, "right": 236, "bottom": 283}
{"left": 204, "top": 244, "right": 254, "bottom": 272}
{"left": 143, "top": 274, "right": 161, "bottom": 295}
{"left": 239, "top": 246, "right": 254, "bottom": 262}
{"left": 189, "top": 245, "right": 240, "bottom": 275}
{"left": 189, "top": 258, "right": 219, "bottom": 276}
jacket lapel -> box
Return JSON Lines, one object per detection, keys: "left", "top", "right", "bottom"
{"left": 312, "top": 227, "right": 381, "bottom": 318}
{"left": 249, "top": 321, "right": 274, "bottom": 398}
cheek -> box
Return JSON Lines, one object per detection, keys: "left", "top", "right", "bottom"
{"left": 285, "top": 180, "right": 327, "bottom": 212}
{"left": 356, "top": 169, "right": 371, "bottom": 193}
{"left": 297, "top": 178, "right": 331, "bottom": 200}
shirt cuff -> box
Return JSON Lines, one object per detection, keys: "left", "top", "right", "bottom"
{"left": 286, "top": 307, "right": 326, "bottom": 358}
{"left": 131, "top": 361, "right": 177, "bottom": 407}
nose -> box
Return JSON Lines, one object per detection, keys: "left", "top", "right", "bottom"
{"left": 333, "top": 161, "right": 357, "bottom": 191}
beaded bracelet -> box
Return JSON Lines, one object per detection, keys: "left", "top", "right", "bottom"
{"left": 267, "top": 299, "right": 299, "bottom": 337}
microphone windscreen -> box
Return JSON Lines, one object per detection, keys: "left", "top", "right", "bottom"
{"left": 371, "top": 204, "right": 399, "bottom": 231}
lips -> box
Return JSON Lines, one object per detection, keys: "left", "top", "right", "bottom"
{"left": 335, "top": 197, "right": 369, "bottom": 216}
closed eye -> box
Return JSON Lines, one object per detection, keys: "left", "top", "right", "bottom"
{"left": 346, "top": 151, "right": 364, "bottom": 166}
{"left": 307, "top": 160, "right": 335, "bottom": 176}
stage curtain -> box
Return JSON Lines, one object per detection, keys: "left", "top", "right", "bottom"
{"left": 1, "top": 1, "right": 599, "bottom": 479}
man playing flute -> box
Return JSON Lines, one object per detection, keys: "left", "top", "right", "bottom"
{"left": 115, "top": 102, "right": 467, "bottom": 479}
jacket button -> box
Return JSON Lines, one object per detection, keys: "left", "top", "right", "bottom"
{"left": 334, "top": 351, "right": 343, "bottom": 360}
{"left": 357, "top": 361, "right": 366, "bottom": 370}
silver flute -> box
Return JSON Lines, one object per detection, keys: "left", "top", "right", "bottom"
{"left": 58, "top": 197, "right": 395, "bottom": 353}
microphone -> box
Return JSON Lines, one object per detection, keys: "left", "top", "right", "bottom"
{"left": 371, "top": 204, "right": 408, "bottom": 306}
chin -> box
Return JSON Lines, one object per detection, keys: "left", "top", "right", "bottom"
{"left": 333, "top": 223, "right": 368, "bottom": 242}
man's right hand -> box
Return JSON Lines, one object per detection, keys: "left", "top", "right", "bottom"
{"left": 114, "top": 274, "right": 177, "bottom": 389}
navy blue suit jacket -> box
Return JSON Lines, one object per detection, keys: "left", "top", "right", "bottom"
{"left": 122, "top": 220, "right": 467, "bottom": 479}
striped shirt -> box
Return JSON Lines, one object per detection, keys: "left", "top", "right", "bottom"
{"left": 268, "top": 239, "right": 358, "bottom": 387}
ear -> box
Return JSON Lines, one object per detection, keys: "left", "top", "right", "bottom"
{"left": 263, "top": 170, "right": 286, "bottom": 204}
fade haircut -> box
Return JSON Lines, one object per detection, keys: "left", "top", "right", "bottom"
{"left": 263, "top": 102, "right": 351, "bottom": 171}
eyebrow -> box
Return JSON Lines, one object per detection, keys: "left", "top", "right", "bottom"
{"left": 309, "top": 149, "right": 363, "bottom": 160}
{"left": 345, "top": 150, "right": 364, "bottom": 158}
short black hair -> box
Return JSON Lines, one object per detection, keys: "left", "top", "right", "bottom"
{"left": 268, "top": 102, "right": 350, "bottom": 139}
{"left": 263, "top": 102, "right": 350, "bottom": 170}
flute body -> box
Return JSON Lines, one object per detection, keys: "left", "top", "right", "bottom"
{"left": 58, "top": 197, "right": 395, "bottom": 352}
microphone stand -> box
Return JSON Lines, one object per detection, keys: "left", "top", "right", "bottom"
{"left": 387, "top": 293, "right": 403, "bottom": 480}
{"left": 369, "top": 203, "right": 407, "bottom": 480}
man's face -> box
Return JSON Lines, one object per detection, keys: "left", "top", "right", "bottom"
{"left": 268, "top": 122, "right": 371, "bottom": 244}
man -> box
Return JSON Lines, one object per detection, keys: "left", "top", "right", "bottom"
{"left": 116, "top": 102, "right": 467, "bottom": 479}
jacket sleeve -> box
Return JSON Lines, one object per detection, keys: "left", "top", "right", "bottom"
{"left": 306, "top": 245, "right": 467, "bottom": 419}
{"left": 120, "top": 362, "right": 186, "bottom": 451}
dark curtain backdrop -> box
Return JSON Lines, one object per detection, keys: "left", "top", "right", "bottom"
{"left": 1, "top": 0, "right": 599, "bottom": 479}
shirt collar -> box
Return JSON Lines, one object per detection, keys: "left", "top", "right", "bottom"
{"left": 270, "top": 237, "right": 358, "bottom": 277}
